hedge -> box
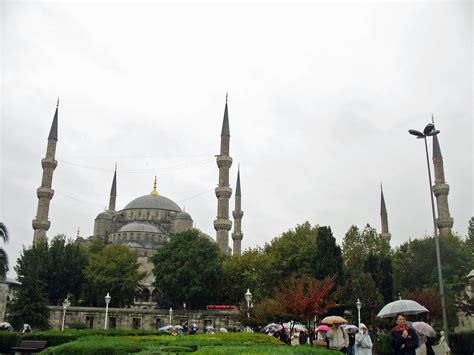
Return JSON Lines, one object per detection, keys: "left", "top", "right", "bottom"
{"left": 0, "top": 332, "right": 22, "bottom": 353}
{"left": 449, "top": 331, "right": 474, "bottom": 355}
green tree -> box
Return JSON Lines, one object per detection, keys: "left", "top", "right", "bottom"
{"left": 152, "top": 229, "right": 223, "bottom": 309}
{"left": 221, "top": 248, "right": 278, "bottom": 304}
{"left": 264, "top": 222, "right": 319, "bottom": 281}
{"left": 82, "top": 243, "right": 144, "bottom": 307}
{"left": 0, "top": 222, "right": 9, "bottom": 279}
{"left": 7, "top": 242, "right": 50, "bottom": 330}
{"left": 313, "top": 226, "right": 344, "bottom": 285}
{"left": 392, "top": 233, "right": 470, "bottom": 294}
{"left": 45, "top": 235, "right": 88, "bottom": 305}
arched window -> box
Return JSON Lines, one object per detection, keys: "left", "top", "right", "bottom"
{"left": 151, "top": 289, "right": 160, "bottom": 304}
{"left": 142, "top": 288, "right": 151, "bottom": 303}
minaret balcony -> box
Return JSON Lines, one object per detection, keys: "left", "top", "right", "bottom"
{"left": 32, "top": 218, "right": 51, "bottom": 230}
{"left": 214, "top": 219, "right": 232, "bottom": 231}
{"left": 432, "top": 183, "right": 450, "bottom": 197}
{"left": 216, "top": 155, "right": 233, "bottom": 169}
{"left": 37, "top": 187, "right": 55, "bottom": 199}
{"left": 231, "top": 232, "right": 243, "bottom": 241}
{"left": 436, "top": 217, "right": 454, "bottom": 229}
{"left": 232, "top": 210, "right": 244, "bottom": 219}
{"left": 41, "top": 158, "right": 58, "bottom": 169}
{"left": 215, "top": 187, "right": 232, "bottom": 198}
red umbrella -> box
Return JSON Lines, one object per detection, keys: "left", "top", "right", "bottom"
{"left": 315, "top": 325, "right": 329, "bottom": 332}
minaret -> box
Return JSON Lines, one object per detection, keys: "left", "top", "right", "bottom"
{"left": 32, "top": 100, "right": 59, "bottom": 245}
{"left": 432, "top": 125, "right": 453, "bottom": 236}
{"left": 380, "top": 184, "right": 391, "bottom": 243}
{"left": 214, "top": 94, "right": 233, "bottom": 254}
{"left": 232, "top": 167, "right": 243, "bottom": 256}
{"left": 108, "top": 165, "right": 117, "bottom": 212}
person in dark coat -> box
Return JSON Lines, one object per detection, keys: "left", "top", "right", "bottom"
{"left": 390, "top": 314, "right": 418, "bottom": 355}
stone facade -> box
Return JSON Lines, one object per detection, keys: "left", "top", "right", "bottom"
{"left": 0, "top": 278, "right": 21, "bottom": 322}
{"left": 49, "top": 306, "right": 240, "bottom": 331}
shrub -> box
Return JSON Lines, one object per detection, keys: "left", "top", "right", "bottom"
{"left": 41, "top": 336, "right": 143, "bottom": 355}
{"left": 0, "top": 332, "right": 22, "bottom": 353}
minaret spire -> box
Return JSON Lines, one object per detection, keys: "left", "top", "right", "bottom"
{"left": 232, "top": 167, "right": 243, "bottom": 256}
{"left": 214, "top": 94, "right": 233, "bottom": 254}
{"left": 431, "top": 123, "right": 453, "bottom": 236}
{"left": 32, "top": 101, "right": 59, "bottom": 245}
{"left": 380, "top": 183, "right": 391, "bottom": 243}
{"left": 108, "top": 165, "right": 117, "bottom": 212}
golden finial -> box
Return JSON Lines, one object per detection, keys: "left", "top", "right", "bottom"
{"left": 56, "top": 97, "right": 59, "bottom": 108}
{"left": 225, "top": 92, "right": 228, "bottom": 103}
{"left": 76, "top": 227, "right": 80, "bottom": 237}
{"left": 432, "top": 113, "right": 435, "bottom": 124}
{"left": 150, "top": 176, "right": 159, "bottom": 196}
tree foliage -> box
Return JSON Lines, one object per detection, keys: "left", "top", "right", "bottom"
{"left": 0, "top": 222, "right": 9, "bottom": 279}
{"left": 82, "top": 243, "right": 144, "bottom": 307}
{"left": 7, "top": 242, "right": 50, "bottom": 330}
{"left": 152, "top": 230, "right": 223, "bottom": 309}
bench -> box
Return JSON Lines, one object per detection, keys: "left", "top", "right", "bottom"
{"left": 11, "top": 340, "right": 47, "bottom": 354}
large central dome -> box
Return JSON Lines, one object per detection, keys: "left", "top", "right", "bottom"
{"left": 123, "top": 194, "right": 181, "bottom": 212}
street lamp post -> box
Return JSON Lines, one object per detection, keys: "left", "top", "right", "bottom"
{"left": 104, "top": 292, "right": 111, "bottom": 330}
{"left": 409, "top": 122, "right": 449, "bottom": 346}
{"left": 169, "top": 307, "right": 173, "bottom": 326}
{"left": 244, "top": 288, "right": 253, "bottom": 332}
{"left": 356, "top": 299, "right": 361, "bottom": 327}
{"left": 61, "top": 297, "right": 71, "bottom": 331}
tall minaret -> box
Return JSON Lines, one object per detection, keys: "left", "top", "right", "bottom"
{"left": 108, "top": 165, "right": 117, "bottom": 212}
{"left": 232, "top": 167, "right": 243, "bottom": 256}
{"left": 32, "top": 100, "right": 59, "bottom": 245}
{"left": 380, "top": 184, "right": 391, "bottom": 243}
{"left": 214, "top": 94, "right": 233, "bottom": 254}
{"left": 432, "top": 124, "right": 453, "bottom": 236}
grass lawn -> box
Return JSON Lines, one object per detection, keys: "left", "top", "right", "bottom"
{"left": 40, "top": 333, "right": 336, "bottom": 354}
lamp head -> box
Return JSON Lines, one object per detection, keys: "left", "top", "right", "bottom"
{"left": 105, "top": 292, "right": 111, "bottom": 304}
{"left": 427, "top": 129, "right": 440, "bottom": 136}
{"left": 423, "top": 123, "right": 435, "bottom": 135}
{"left": 244, "top": 288, "right": 252, "bottom": 302}
{"left": 408, "top": 129, "right": 425, "bottom": 138}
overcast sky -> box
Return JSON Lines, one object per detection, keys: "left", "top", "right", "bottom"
{"left": 1, "top": 1, "right": 472, "bottom": 279}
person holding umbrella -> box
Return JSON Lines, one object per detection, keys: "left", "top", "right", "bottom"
{"left": 390, "top": 314, "right": 418, "bottom": 355}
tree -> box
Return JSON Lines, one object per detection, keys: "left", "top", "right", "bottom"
{"left": 152, "top": 229, "right": 223, "bottom": 309}
{"left": 45, "top": 235, "right": 88, "bottom": 305}
{"left": 82, "top": 243, "right": 144, "bottom": 307}
{"left": 313, "top": 226, "right": 344, "bottom": 286}
{"left": 0, "top": 222, "right": 9, "bottom": 279}
{"left": 221, "top": 248, "right": 278, "bottom": 304}
{"left": 7, "top": 242, "right": 50, "bottom": 330}
{"left": 264, "top": 222, "right": 319, "bottom": 281}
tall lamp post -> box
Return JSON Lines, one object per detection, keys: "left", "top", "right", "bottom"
{"left": 356, "top": 299, "right": 361, "bottom": 327}
{"left": 61, "top": 296, "right": 70, "bottom": 331}
{"left": 409, "top": 122, "right": 449, "bottom": 346}
{"left": 244, "top": 288, "right": 253, "bottom": 332}
{"left": 104, "top": 292, "right": 111, "bottom": 330}
{"left": 169, "top": 307, "right": 173, "bottom": 326}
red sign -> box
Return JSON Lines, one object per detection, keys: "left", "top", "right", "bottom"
{"left": 207, "top": 305, "right": 235, "bottom": 310}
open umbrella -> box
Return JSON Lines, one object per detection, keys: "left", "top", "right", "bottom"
{"left": 219, "top": 327, "right": 229, "bottom": 333}
{"left": 412, "top": 322, "right": 436, "bottom": 337}
{"left": 0, "top": 322, "right": 13, "bottom": 331}
{"left": 341, "top": 324, "right": 358, "bottom": 331}
{"left": 282, "top": 322, "right": 306, "bottom": 332}
{"left": 174, "top": 325, "right": 184, "bottom": 330}
{"left": 377, "top": 299, "right": 429, "bottom": 318}
{"left": 264, "top": 323, "right": 283, "bottom": 331}
{"left": 158, "top": 325, "right": 174, "bottom": 332}
{"left": 315, "top": 325, "right": 329, "bottom": 332}
{"left": 321, "top": 316, "right": 347, "bottom": 325}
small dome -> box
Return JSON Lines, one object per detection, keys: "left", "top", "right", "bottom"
{"left": 96, "top": 211, "right": 113, "bottom": 220}
{"left": 123, "top": 194, "right": 181, "bottom": 212}
{"left": 176, "top": 211, "right": 192, "bottom": 220}
{"left": 118, "top": 222, "right": 160, "bottom": 233}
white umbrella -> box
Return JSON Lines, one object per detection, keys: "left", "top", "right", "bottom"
{"left": 0, "top": 322, "right": 13, "bottom": 331}
{"left": 412, "top": 322, "right": 436, "bottom": 337}
{"left": 206, "top": 325, "right": 215, "bottom": 329}
{"left": 341, "top": 324, "right": 358, "bottom": 331}
{"left": 174, "top": 325, "right": 184, "bottom": 330}
{"left": 219, "top": 327, "right": 228, "bottom": 333}
{"left": 158, "top": 325, "right": 174, "bottom": 331}
{"left": 377, "top": 299, "right": 429, "bottom": 318}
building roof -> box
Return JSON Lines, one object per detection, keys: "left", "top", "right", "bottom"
{"left": 176, "top": 211, "right": 192, "bottom": 220}
{"left": 118, "top": 222, "right": 161, "bottom": 233}
{"left": 122, "top": 194, "right": 181, "bottom": 212}
{"left": 96, "top": 211, "right": 114, "bottom": 220}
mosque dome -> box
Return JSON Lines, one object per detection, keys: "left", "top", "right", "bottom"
{"left": 96, "top": 211, "right": 113, "bottom": 220}
{"left": 175, "top": 210, "right": 192, "bottom": 220}
{"left": 122, "top": 194, "right": 181, "bottom": 212}
{"left": 118, "top": 222, "right": 161, "bottom": 233}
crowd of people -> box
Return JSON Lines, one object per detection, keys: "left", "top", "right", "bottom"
{"left": 262, "top": 313, "right": 442, "bottom": 355}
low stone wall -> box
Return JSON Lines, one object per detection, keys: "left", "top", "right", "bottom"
{"left": 49, "top": 306, "right": 241, "bottom": 331}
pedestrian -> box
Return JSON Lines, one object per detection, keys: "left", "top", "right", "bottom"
{"left": 390, "top": 313, "right": 418, "bottom": 355}
{"left": 347, "top": 328, "right": 356, "bottom": 355}
{"left": 354, "top": 323, "right": 372, "bottom": 355}
{"left": 326, "top": 323, "right": 349, "bottom": 352}
{"left": 299, "top": 330, "right": 308, "bottom": 345}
